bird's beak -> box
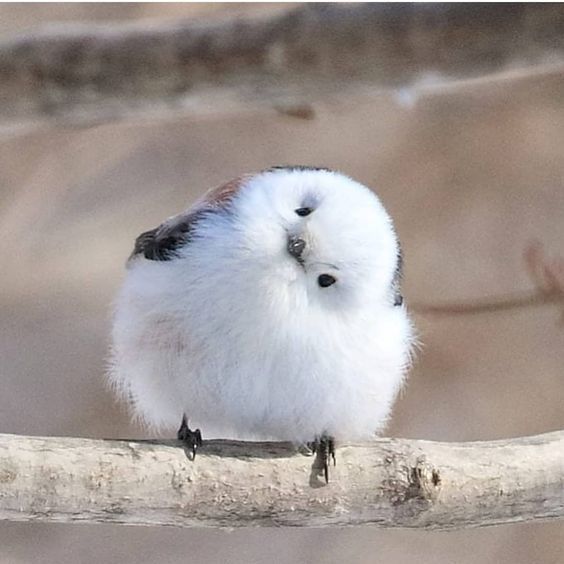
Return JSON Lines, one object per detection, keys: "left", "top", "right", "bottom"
{"left": 287, "top": 235, "right": 306, "bottom": 264}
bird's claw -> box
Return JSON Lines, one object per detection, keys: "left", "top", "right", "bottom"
{"left": 177, "top": 414, "right": 203, "bottom": 460}
{"left": 308, "top": 433, "right": 336, "bottom": 483}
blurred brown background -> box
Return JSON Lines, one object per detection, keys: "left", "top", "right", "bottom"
{"left": 1, "top": 3, "right": 564, "bottom": 564}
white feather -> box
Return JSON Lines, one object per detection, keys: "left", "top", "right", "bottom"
{"left": 109, "top": 168, "right": 414, "bottom": 442}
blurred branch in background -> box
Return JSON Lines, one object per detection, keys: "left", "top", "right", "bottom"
{"left": 1, "top": 431, "right": 563, "bottom": 529}
{"left": 1, "top": 3, "right": 564, "bottom": 129}
{"left": 413, "top": 241, "right": 564, "bottom": 319}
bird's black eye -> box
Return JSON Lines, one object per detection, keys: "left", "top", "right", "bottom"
{"left": 318, "top": 274, "right": 337, "bottom": 288}
{"left": 295, "top": 207, "right": 313, "bottom": 217}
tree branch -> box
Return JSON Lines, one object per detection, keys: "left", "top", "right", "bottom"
{"left": 412, "top": 242, "right": 564, "bottom": 319}
{"left": 411, "top": 289, "right": 564, "bottom": 316}
{"left": 1, "top": 431, "right": 563, "bottom": 529}
{"left": 1, "top": 4, "right": 564, "bottom": 128}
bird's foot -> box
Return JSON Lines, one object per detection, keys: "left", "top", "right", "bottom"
{"left": 308, "top": 433, "right": 336, "bottom": 483}
{"left": 298, "top": 442, "right": 315, "bottom": 456}
{"left": 177, "top": 414, "right": 202, "bottom": 460}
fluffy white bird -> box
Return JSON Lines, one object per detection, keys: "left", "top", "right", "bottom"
{"left": 109, "top": 166, "right": 414, "bottom": 480}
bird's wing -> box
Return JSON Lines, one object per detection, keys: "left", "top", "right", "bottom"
{"left": 129, "top": 209, "right": 206, "bottom": 262}
{"left": 128, "top": 175, "right": 250, "bottom": 263}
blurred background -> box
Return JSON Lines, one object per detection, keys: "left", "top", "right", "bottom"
{"left": 1, "top": 3, "right": 564, "bottom": 563}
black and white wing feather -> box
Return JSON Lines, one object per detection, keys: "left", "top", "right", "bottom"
{"left": 129, "top": 210, "right": 206, "bottom": 262}
{"left": 128, "top": 175, "right": 247, "bottom": 264}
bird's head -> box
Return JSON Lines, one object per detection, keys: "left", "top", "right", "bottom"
{"left": 209, "top": 166, "right": 402, "bottom": 314}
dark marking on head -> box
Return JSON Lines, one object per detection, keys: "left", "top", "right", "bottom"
{"left": 265, "top": 165, "right": 332, "bottom": 174}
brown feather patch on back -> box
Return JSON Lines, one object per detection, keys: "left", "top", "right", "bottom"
{"left": 198, "top": 174, "right": 252, "bottom": 208}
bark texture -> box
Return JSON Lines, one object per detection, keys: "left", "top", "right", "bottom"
{"left": 1, "top": 4, "right": 564, "bottom": 127}
{"left": 1, "top": 431, "right": 563, "bottom": 529}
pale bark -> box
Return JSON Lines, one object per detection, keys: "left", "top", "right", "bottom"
{"left": 1, "top": 431, "right": 563, "bottom": 529}
{"left": 1, "top": 4, "right": 564, "bottom": 128}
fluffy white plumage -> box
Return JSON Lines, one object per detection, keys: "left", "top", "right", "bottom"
{"left": 109, "top": 167, "right": 414, "bottom": 442}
